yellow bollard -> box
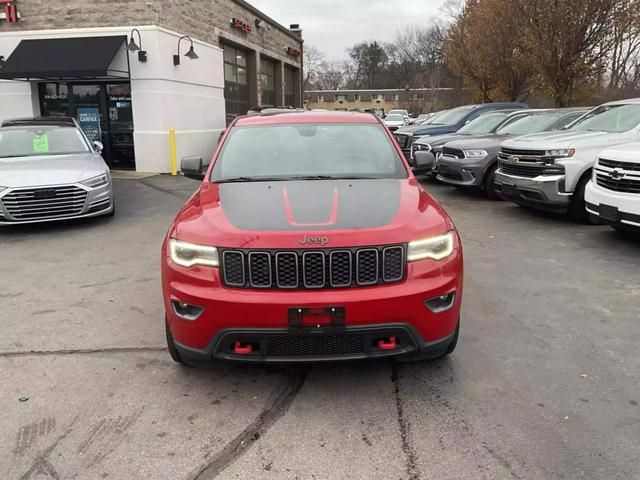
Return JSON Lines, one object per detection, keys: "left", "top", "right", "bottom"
{"left": 169, "top": 129, "right": 177, "bottom": 176}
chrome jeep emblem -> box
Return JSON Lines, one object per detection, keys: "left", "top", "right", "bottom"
{"left": 299, "top": 235, "right": 329, "bottom": 246}
{"left": 506, "top": 155, "right": 520, "bottom": 164}
{"left": 610, "top": 168, "right": 625, "bottom": 180}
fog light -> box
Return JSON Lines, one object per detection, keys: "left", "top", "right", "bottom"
{"left": 425, "top": 292, "right": 456, "bottom": 313}
{"left": 171, "top": 299, "right": 204, "bottom": 321}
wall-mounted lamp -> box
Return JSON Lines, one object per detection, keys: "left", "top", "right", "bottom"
{"left": 173, "top": 36, "right": 199, "bottom": 66}
{"left": 127, "top": 28, "right": 147, "bottom": 62}
{"left": 255, "top": 18, "right": 265, "bottom": 29}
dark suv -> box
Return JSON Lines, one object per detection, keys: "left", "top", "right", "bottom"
{"left": 393, "top": 103, "right": 528, "bottom": 161}
{"left": 162, "top": 111, "right": 464, "bottom": 364}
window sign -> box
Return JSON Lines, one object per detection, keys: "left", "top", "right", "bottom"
{"left": 33, "top": 134, "right": 49, "bottom": 153}
{"left": 77, "top": 108, "right": 101, "bottom": 142}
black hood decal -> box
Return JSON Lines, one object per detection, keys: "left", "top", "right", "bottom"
{"left": 219, "top": 180, "right": 401, "bottom": 231}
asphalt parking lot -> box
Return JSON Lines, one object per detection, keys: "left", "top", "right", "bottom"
{"left": 1, "top": 175, "right": 639, "bottom": 480}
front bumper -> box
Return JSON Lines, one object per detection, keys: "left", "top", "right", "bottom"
{"left": 162, "top": 248, "right": 463, "bottom": 362}
{"left": 0, "top": 182, "right": 113, "bottom": 225}
{"left": 585, "top": 181, "right": 640, "bottom": 231}
{"left": 175, "top": 323, "right": 458, "bottom": 363}
{"left": 436, "top": 156, "right": 486, "bottom": 187}
{"left": 494, "top": 170, "right": 572, "bottom": 212}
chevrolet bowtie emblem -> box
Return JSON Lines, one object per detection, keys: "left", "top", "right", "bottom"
{"left": 507, "top": 155, "right": 520, "bottom": 164}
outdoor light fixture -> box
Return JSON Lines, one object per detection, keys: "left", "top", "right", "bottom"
{"left": 174, "top": 36, "right": 199, "bottom": 66}
{"left": 127, "top": 29, "right": 147, "bottom": 62}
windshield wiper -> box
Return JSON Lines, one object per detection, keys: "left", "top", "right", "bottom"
{"left": 290, "top": 175, "right": 381, "bottom": 180}
{"left": 215, "top": 177, "right": 290, "bottom": 183}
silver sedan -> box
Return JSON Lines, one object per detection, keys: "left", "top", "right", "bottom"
{"left": 0, "top": 118, "right": 114, "bottom": 225}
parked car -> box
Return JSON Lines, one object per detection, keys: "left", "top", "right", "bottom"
{"left": 585, "top": 143, "right": 640, "bottom": 234}
{"left": 384, "top": 113, "right": 409, "bottom": 131}
{"left": 495, "top": 99, "right": 640, "bottom": 221}
{"left": 394, "top": 103, "right": 528, "bottom": 161}
{"left": 387, "top": 109, "right": 409, "bottom": 119}
{"left": 162, "top": 111, "right": 463, "bottom": 364}
{"left": 0, "top": 117, "right": 114, "bottom": 225}
{"left": 431, "top": 109, "right": 589, "bottom": 199}
{"left": 409, "top": 110, "right": 531, "bottom": 173}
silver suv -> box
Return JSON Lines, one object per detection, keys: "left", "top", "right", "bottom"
{"left": 0, "top": 117, "right": 114, "bottom": 225}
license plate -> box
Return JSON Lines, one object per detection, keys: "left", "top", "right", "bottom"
{"left": 599, "top": 204, "right": 619, "bottom": 222}
{"left": 501, "top": 183, "right": 515, "bottom": 197}
{"left": 288, "top": 306, "right": 345, "bottom": 333}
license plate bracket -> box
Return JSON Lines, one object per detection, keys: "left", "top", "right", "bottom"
{"left": 288, "top": 306, "right": 345, "bottom": 333}
{"left": 599, "top": 204, "right": 619, "bottom": 222}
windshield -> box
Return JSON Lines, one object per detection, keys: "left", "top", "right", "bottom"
{"left": 385, "top": 114, "right": 404, "bottom": 122}
{"left": 457, "top": 112, "right": 509, "bottom": 134}
{"left": 0, "top": 126, "right": 90, "bottom": 158}
{"left": 430, "top": 107, "right": 473, "bottom": 125}
{"left": 569, "top": 104, "right": 640, "bottom": 133}
{"left": 211, "top": 123, "right": 408, "bottom": 182}
{"left": 496, "top": 113, "right": 559, "bottom": 135}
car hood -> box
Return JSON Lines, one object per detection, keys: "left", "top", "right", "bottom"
{"left": 397, "top": 124, "right": 458, "bottom": 137}
{"left": 173, "top": 179, "right": 454, "bottom": 249}
{"left": 0, "top": 153, "right": 106, "bottom": 188}
{"left": 444, "top": 134, "right": 510, "bottom": 150}
{"left": 502, "top": 129, "right": 629, "bottom": 149}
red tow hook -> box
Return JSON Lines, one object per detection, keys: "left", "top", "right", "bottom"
{"left": 377, "top": 336, "right": 397, "bottom": 351}
{"left": 234, "top": 342, "right": 253, "bottom": 355}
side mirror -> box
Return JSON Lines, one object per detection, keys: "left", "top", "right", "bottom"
{"left": 93, "top": 141, "right": 104, "bottom": 153}
{"left": 181, "top": 156, "right": 205, "bottom": 180}
{"left": 414, "top": 151, "right": 436, "bottom": 171}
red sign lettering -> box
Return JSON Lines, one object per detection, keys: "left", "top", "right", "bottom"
{"left": 286, "top": 47, "right": 301, "bottom": 57}
{"left": 0, "top": 0, "right": 18, "bottom": 23}
{"left": 231, "top": 18, "right": 252, "bottom": 33}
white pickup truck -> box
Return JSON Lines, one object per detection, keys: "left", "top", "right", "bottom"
{"left": 585, "top": 143, "right": 640, "bottom": 233}
{"left": 494, "top": 99, "right": 640, "bottom": 221}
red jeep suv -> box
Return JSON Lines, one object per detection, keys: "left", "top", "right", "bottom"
{"left": 161, "top": 111, "right": 463, "bottom": 364}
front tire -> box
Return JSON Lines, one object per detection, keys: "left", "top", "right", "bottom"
{"left": 483, "top": 165, "right": 500, "bottom": 201}
{"left": 568, "top": 173, "right": 595, "bottom": 224}
{"left": 166, "top": 319, "right": 185, "bottom": 365}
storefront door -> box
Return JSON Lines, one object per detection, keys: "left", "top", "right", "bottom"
{"left": 39, "top": 82, "right": 135, "bottom": 169}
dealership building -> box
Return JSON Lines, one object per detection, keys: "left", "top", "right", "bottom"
{"left": 0, "top": 0, "right": 303, "bottom": 172}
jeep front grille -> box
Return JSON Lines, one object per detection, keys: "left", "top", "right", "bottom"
{"left": 220, "top": 245, "right": 406, "bottom": 290}
{"left": 0, "top": 185, "right": 87, "bottom": 220}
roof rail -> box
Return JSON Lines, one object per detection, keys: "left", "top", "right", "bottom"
{"left": 1, "top": 116, "right": 78, "bottom": 127}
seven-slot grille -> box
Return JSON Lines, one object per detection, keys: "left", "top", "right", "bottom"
{"left": 221, "top": 246, "right": 406, "bottom": 290}
{"left": 595, "top": 159, "right": 640, "bottom": 194}
{"left": 0, "top": 185, "right": 87, "bottom": 220}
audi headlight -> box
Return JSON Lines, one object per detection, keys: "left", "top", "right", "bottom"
{"left": 169, "top": 239, "right": 219, "bottom": 268}
{"left": 464, "top": 149, "right": 488, "bottom": 159}
{"left": 81, "top": 173, "right": 110, "bottom": 188}
{"left": 407, "top": 231, "right": 455, "bottom": 262}
{"left": 546, "top": 148, "right": 575, "bottom": 157}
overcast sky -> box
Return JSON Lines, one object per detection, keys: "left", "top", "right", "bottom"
{"left": 248, "top": 0, "right": 450, "bottom": 61}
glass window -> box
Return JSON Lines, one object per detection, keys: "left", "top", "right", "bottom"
{"left": 284, "top": 67, "right": 296, "bottom": 107}
{"left": 569, "top": 104, "right": 640, "bottom": 133}
{"left": 260, "top": 59, "right": 276, "bottom": 106}
{"left": 0, "top": 126, "right": 90, "bottom": 158}
{"left": 224, "top": 45, "right": 250, "bottom": 116}
{"left": 211, "top": 123, "right": 408, "bottom": 181}
{"left": 457, "top": 112, "right": 509, "bottom": 134}
{"left": 429, "top": 106, "right": 474, "bottom": 125}
{"left": 497, "top": 113, "right": 560, "bottom": 135}
{"left": 39, "top": 83, "right": 70, "bottom": 117}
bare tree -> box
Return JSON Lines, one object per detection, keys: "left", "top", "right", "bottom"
{"left": 303, "top": 45, "right": 325, "bottom": 91}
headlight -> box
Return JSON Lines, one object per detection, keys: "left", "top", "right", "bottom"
{"left": 464, "top": 149, "right": 488, "bottom": 158}
{"left": 169, "top": 239, "right": 219, "bottom": 268}
{"left": 546, "top": 148, "right": 575, "bottom": 157}
{"left": 81, "top": 173, "right": 110, "bottom": 188}
{"left": 413, "top": 143, "right": 431, "bottom": 152}
{"left": 407, "top": 231, "right": 455, "bottom": 262}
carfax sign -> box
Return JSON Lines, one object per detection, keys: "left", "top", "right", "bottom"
{"left": 77, "top": 108, "right": 101, "bottom": 142}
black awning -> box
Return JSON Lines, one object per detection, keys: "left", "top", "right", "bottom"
{"left": 0, "top": 36, "right": 128, "bottom": 80}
